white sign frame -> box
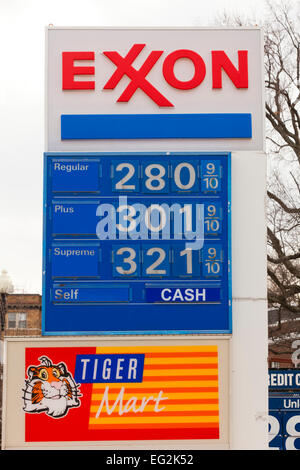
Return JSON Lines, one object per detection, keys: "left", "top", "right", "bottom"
{"left": 45, "top": 27, "right": 265, "bottom": 153}
{"left": 2, "top": 336, "right": 230, "bottom": 450}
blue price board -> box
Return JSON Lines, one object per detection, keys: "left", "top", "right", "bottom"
{"left": 42, "top": 152, "right": 232, "bottom": 335}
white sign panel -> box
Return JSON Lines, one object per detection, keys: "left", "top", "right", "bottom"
{"left": 46, "top": 27, "right": 264, "bottom": 152}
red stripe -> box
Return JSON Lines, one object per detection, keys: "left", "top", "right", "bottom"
{"left": 91, "top": 398, "right": 219, "bottom": 406}
{"left": 90, "top": 410, "right": 219, "bottom": 417}
{"left": 92, "top": 387, "right": 219, "bottom": 393}
{"left": 144, "top": 363, "right": 218, "bottom": 370}
{"left": 85, "top": 428, "right": 220, "bottom": 440}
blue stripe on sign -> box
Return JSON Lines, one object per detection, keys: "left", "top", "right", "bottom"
{"left": 61, "top": 114, "right": 252, "bottom": 140}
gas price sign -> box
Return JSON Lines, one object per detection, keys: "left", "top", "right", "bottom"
{"left": 43, "top": 152, "right": 231, "bottom": 335}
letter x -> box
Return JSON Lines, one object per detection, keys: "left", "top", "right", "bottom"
{"left": 103, "top": 44, "right": 174, "bottom": 107}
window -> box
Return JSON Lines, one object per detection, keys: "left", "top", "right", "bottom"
{"left": 271, "top": 362, "right": 280, "bottom": 369}
{"left": 18, "top": 313, "right": 27, "bottom": 329}
{"left": 7, "top": 312, "right": 27, "bottom": 329}
{"left": 7, "top": 313, "right": 16, "bottom": 329}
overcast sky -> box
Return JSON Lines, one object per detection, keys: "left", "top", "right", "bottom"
{"left": 0, "top": 0, "right": 282, "bottom": 293}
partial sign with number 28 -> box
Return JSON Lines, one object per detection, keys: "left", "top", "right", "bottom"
{"left": 269, "top": 411, "right": 300, "bottom": 450}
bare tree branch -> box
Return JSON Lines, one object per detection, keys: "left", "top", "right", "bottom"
{"left": 267, "top": 190, "right": 300, "bottom": 213}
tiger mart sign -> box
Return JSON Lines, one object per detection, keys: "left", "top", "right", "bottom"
{"left": 2, "top": 337, "right": 229, "bottom": 449}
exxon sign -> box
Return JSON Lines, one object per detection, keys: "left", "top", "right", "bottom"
{"left": 46, "top": 28, "right": 264, "bottom": 152}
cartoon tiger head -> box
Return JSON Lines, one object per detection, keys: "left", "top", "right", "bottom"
{"left": 23, "top": 356, "right": 81, "bottom": 418}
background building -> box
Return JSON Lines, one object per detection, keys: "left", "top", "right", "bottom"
{"left": 4, "top": 294, "right": 41, "bottom": 338}
{"left": 0, "top": 293, "right": 41, "bottom": 445}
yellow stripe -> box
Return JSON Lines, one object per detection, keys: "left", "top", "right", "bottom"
{"left": 95, "top": 346, "right": 218, "bottom": 354}
{"left": 89, "top": 404, "right": 219, "bottom": 413}
{"left": 92, "top": 380, "right": 218, "bottom": 388}
{"left": 90, "top": 392, "right": 219, "bottom": 400}
{"left": 89, "top": 416, "right": 219, "bottom": 424}
{"left": 143, "top": 369, "right": 218, "bottom": 377}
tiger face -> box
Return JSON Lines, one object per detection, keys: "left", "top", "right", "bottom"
{"left": 23, "top": 356, "right": 81, "bottom": 418}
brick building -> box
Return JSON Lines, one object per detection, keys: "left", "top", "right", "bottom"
{"left": 3, "top": 293, "right": 41, "bottom": 337}
{"left": 268, "top": 308, "right": 300, "bottom": 369}
{"left": 0, "top": 293, "right": 41, "bottom": 445}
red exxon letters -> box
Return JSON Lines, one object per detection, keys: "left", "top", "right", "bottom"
{"left": 62, "top": 44, "right": 248, "bottom": 107}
